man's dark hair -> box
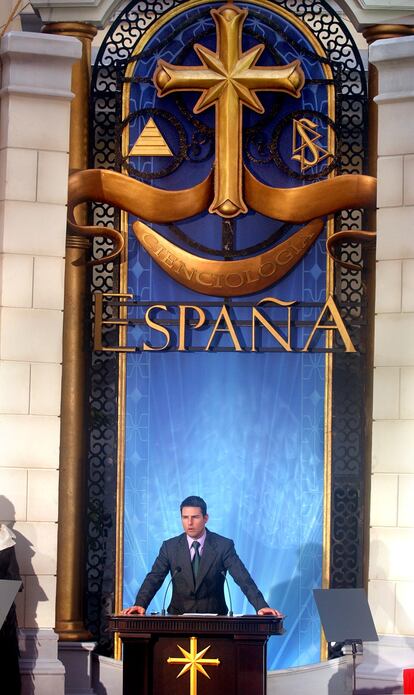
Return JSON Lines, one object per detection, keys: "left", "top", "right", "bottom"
{"left": 180, "top": 496, "right": 207, "bottom": 516}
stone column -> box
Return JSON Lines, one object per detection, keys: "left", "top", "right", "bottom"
{"left": 0, "top": 29, "right": 81, "bottom": 694}
{"left": 358, "top": 35, "right": 414, "bottom": 692}
{"left": 30, "top": 1, "right": 122, "bottom": 689}
{"left": 360, "top": 25, "right": 414, "bottom": 593}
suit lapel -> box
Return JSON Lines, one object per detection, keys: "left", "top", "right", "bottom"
{"left": 177, "top": 534, "right": 194, "bottom": 589}
{"left": 195, "top": 529, "right": 216, "bottom": 592}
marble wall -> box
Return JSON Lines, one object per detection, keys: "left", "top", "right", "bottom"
{"left": 369, "top": 35, "right": 414, "bottom": 638}
{"left": 0, "top": 30, "right": 80, "bottom": 693}
{"left": 358, "top": 35, "right": 414, "bottom": 692}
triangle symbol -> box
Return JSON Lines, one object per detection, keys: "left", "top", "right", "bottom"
{"left": 129, "top": 117, "right": 173, "bottom": 157}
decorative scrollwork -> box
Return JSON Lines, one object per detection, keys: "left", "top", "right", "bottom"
{"left": 331, "top": 482, "right": 362, "bottom": 587}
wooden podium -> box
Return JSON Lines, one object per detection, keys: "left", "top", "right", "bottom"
{"left": 109, "top": 614, "right": 284, "bottom": 695}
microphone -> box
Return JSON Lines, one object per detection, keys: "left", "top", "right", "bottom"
{"left": 221, "top": 570, "right": 233, "bottom": 617}
{"left": 161, "top": 566, "right": 181, "bottom": 616}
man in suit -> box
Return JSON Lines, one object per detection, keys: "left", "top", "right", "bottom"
{"left": 122, "top": 495, "right": 281, "bottom": 616}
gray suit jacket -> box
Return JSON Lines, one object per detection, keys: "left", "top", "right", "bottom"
{"left": 134, "top": 528, "right": 269, "bottom": 614}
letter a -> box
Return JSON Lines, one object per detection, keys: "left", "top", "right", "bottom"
{"left": 302, "top": 295, "right": 356, "bottom": 352}
{"left": 205, "top": 306, "right": 242, "bottom": 351}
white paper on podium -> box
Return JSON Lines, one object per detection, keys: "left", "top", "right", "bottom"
{"left": 0, "top": 579, "right": 21, "bottom": 630}
{"left": 182, "top": 613, "right": 218, "bottom": 616}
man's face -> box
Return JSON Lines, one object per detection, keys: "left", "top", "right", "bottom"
{"left": 181, "top": 506, "right": 208, "bottom": 539}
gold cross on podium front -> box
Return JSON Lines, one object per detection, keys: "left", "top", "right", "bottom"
{"left": 167, "top": 636, "right": 220, "bottom": 695}
{"left": 153, "top": 2, "right": 305, "bottom": 218}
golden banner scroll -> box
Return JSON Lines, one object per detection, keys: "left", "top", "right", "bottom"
{"left": 68, "top": 168, "right": 214, "bottom": 265}
{"left": 243, "top": 167, "right": 376, "bottom": 223}
{"left": 68, "top": 166, "right": 376, "bottom": 293}
{"left": 133, "top": 217, "right": 324, "bottom": 297}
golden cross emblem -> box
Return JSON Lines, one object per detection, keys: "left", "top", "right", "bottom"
{"left": 154, "top": 1, "right": 305, "bottom": 218}
{"left": 167, "top": 636, "right": 220, "bottom": 695}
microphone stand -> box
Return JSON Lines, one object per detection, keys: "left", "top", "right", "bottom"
{"left": 161, "top": 567, "right": 181, "bottom": 616}
{"left": 221, "top": 570, "right": 233, "bottom": 617}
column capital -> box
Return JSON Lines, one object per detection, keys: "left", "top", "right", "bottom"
{"left": 0, "top": 31, "right": 81, "bottom": 100}
{"left": 369, "top": 35, "right": 414, "bottom": 103}
{"left": 31, "top": 0, "right": 123, "bottom": 30}
{"left": 334, "top": 0, "right": 414, "bottom": 33}
{"left": 370, "top": 33, "right": 414, "bottom": 64}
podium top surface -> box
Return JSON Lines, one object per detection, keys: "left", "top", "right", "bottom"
{"left": 109, "top": 614, "right": 284, "bottom": 637}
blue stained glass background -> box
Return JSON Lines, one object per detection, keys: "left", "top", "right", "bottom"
{"left": 123, "top": 1, "right": 329, "bottom": 670}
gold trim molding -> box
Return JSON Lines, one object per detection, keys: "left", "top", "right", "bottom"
{"left": 42, "top": 21, "right": 98, "bottom": 40}
{"left": 45, "top": 18, "right": 96, "bottom": 641}
{"left": 363, "top": 24, "right": 414, "bottom": 43}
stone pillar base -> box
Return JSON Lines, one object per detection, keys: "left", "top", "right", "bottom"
{"left": 58, "top": 641, "right": 97, "bottom": 695}
{"left": 19, "top": 629, "right": 65, "bottom": 695}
